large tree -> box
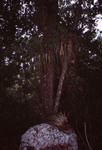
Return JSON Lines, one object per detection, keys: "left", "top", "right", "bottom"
{"left": 33, "top": 0, "right": 83, "bottom": 116}
{"left": 0, "top": 0, "right": 102, "bottom": 117}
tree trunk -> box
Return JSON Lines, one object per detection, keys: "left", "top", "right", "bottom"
{"left": 36, "top": 0, "right": 58, "bottom": 116}
{"left": 40, "top": 62, "right": 54, "bottom": 114}
{"left": 54, "top": 55, "right": 68, "bottom": 113}
{"left": 36, "top": 0, "right": 82, "bottom": 116}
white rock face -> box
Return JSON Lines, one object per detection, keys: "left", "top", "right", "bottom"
{"left": 19, "top": 123, "right": 78, "bottom": 150}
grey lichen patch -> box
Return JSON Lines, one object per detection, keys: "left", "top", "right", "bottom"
{"left": 19, "top": 123, "right": 78, "bottom": 150}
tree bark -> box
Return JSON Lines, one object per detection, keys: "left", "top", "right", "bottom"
{"left": 40, "top": 63, "right": 54, "bottom": 114}
{"left": 35, "top": 0, "right": 58, "bottom": 32}
{"left": 73, "top": 0, "right": 82, "bottom": 31}
{"left": 37, "top": 0, "right": 58, "bottom": 116}
{"left": 54, "top": 55, "right": 68, "bottom": 113}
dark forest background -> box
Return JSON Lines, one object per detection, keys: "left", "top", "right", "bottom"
{"left": 0, "top": 0, "right": 102, "bottom": 150}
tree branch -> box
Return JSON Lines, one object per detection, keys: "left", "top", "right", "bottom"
{"left": 54, "top": 55, "right": 68, "bottom": 113}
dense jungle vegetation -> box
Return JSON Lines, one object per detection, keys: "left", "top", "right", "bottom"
{"left": 0, "top": 0, "right": 102, "bottom": 150}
